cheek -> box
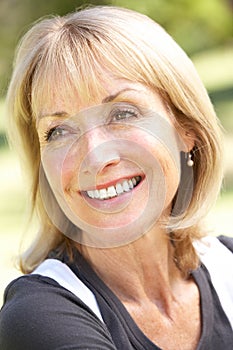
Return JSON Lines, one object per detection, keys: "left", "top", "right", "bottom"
{"left": 129, "top": 128, "right": 180, "bottom": 171}
{"left": 132, "top": 130, "right": 180, "bottom": 201}
{"left": 41, "top": 146, "right": 78, "bottom": 195}
{"left": 163, "top": 160, "right": 180, "bottom": 205}
{"left": 61, "top": 154, "right": 79, "bottom": 192}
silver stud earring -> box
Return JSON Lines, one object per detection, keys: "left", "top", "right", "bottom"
{"left": 187, "top": 152, "right": 194, "bottom": 167}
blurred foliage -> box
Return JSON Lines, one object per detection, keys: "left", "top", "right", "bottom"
{"left": 0, "top": 0, "right": 109, "bottom": 96}
{"left": 113, "top": 0, "right": 233, "bottom": 53}
{"left": 0, "top": 0, "right": 232, "bottom": 96}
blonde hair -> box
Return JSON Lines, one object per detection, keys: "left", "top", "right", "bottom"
{"left": 7, "top": 6, "right": 223, "bottom": 276}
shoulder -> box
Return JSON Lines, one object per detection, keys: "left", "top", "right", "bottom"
{"left": 194, "top": 235, "right": 233, "bottom": 329}
{"left": 194, "top": 235, "right": 233, "bottom": 259}
{"left": 193, "top": 235, "right": 233, "bottom": 279}
{"left": 218, "top": 235, "right": 233, "bottom": 252}
{"left": 0, "top": 274, "right": 115, "bottom": 350}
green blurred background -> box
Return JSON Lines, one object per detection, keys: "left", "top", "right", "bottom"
{"left": 0, "top": 0, "right": 233, "bottom": 304}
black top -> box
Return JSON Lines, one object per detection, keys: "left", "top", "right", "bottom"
{"left": 0, "top": 235, "right": 233, "bottom": 349}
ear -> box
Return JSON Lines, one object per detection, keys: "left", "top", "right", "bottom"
{"left": 182, "top": 131, "right": 196, "bottom": 152}
{"left": 176, "top": 126, "right": 196, "bottom": 152}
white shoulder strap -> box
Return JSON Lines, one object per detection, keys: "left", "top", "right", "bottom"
{"left": 31, "top": 259, "right": 103, "bottom": 322}
{"left": 194, "top": 236, "right": 233, "bottom": 329}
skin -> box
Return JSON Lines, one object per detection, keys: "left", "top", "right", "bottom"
{"left": 37, "top": 78, "right": 200, "bottom": 349}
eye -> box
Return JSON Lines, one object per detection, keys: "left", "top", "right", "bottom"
{"left": 110, "top": 106, "right": 140, "bottom": 122}
{"left": 44, "top": 126, "right": 69, "bottom": 142}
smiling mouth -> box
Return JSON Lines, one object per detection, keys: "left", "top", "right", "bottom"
{"left": 84, "top": 176, "right": 142, "bottom": 200}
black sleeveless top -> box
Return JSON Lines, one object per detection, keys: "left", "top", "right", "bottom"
{"left": 0, "top": 236, "right": 232, "bottom": 349}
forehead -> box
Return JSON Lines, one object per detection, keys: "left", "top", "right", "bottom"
{"left": 29, "top": 14, "right": 172, "bottom": 120}
{"left": 32, "top": 69, "right": 105, "bottom": 118}
{"left": 30, "top": 38, "right": 161, "bottom": 118}
{"left": 35, "top": 75, "right": 168, "bottom": 121}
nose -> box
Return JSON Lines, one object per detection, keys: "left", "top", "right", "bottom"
{"left": 80, "top": 126, "right": 120, "bottom": 175}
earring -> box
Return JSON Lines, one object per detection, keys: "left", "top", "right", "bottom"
{"left": 187, "top": 152, "right": 194, "bottom": 167}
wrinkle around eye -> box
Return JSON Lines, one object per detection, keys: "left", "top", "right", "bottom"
{"left": 108, "top": 103, "right": 142, "bottom": 122}
{"left": 39, "top": 124, "right": 81, "bottom": 149}
{"left": 47, "top": 127, "right": 67, "bottom": 142}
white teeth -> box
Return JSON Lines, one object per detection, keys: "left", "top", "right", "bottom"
{"left": 87, "top": 190, "right": 94, "bottom": 198}
{"left": 107, "top": 186, "right": 117, "bottom": 197}
{"left": 128, "top": 179, "right": 133, "bottom": 189}
{"left": 86, "top": 176, "right": 141, "bottom": 200}
{"left": 116, "top": 183, "right": 124, "bottom": 194}
{"left": 99, "top": 189, "right": 107, "bottom": 199}
{"left": 122, "top": 180, "right": 130, "bottom": 192}
{"left": 94, "top": 190, "right": 100, "bottom": 199}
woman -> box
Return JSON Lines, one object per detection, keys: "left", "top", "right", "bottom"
{"left": 0, "top": 6, "right": 232, "bottom": 350}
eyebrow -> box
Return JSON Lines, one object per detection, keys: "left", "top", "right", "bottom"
{"left": 39, "top": 111, "right": 69, "bottom": 120}
{"left": 101, "top": 88, "right": 138, "bottom": 103}
{"left": 39, "top": 88, "right": 139, "bottom": 119}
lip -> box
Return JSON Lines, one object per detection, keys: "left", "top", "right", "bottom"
{"left": 80, "top": 174, "right": 145, "bottom": 192}
{"left": 80, "top": 175, "right": 145, "bottom": 211}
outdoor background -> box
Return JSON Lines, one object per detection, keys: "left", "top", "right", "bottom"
{"left": 0, "top": 0, "right": 232, "bottom": 305}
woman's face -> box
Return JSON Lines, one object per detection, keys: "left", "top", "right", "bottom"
{"left": 36, "top": 78, "right": 189, "bottom": 247}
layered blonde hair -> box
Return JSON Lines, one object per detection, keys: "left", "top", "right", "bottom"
{"left": 7, "top": 6, "right": 223, "bottom": 276}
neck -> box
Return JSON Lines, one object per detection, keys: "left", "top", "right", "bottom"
{"left": 78, "top": 225, "right": 184, "bottom": 312}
